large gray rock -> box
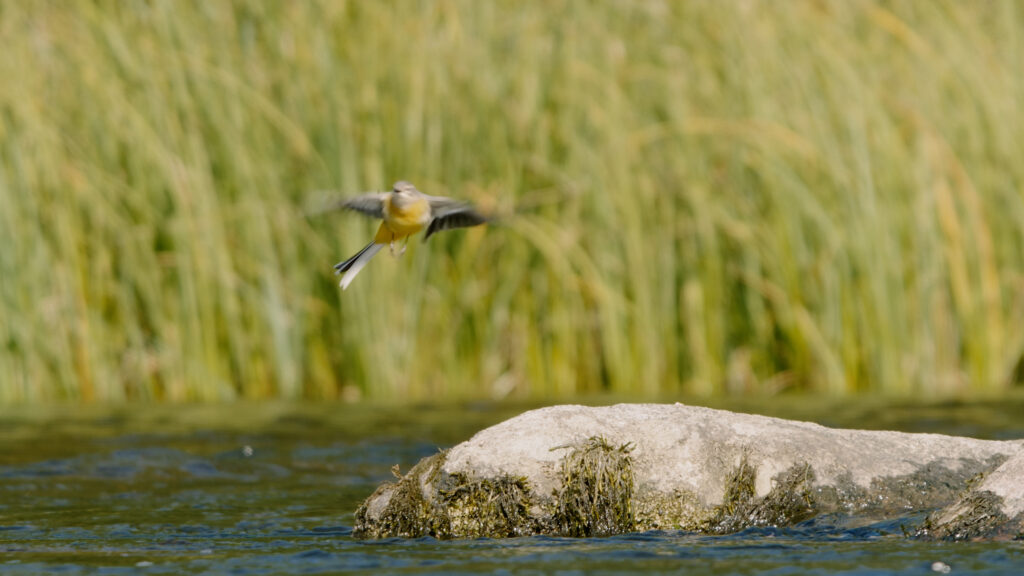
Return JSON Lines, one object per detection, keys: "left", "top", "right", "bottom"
{"left": 354, "top": 404, "right": 1024, "bottom": 539}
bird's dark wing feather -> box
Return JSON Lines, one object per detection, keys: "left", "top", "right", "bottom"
{"left": 424, "top": 204, "right": 487, "bottom": 241}
{"left": 340, "top": 193, "right": 387, "bottom": 219}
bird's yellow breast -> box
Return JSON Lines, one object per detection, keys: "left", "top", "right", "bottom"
{"left": 379, "top": 194, "right": 431, "bottom": 239}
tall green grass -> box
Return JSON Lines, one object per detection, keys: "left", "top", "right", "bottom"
{"left": 1, "top": 1, "right": 1023, "bottom": 403}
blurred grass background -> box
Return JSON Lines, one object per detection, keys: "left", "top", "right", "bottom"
{"left": 1, "top": 0, "right": 1023, "bottom": 404}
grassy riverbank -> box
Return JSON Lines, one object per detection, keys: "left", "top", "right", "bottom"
{"left": 1, "top": 1, "right": 1022, "bottom": 403}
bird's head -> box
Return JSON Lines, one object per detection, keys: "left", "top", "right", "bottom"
{"left": 392, "top": 181, "right": 418, "bottom": 197}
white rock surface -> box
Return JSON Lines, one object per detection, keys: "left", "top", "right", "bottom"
{"left": 983, "top": 451, "right": 1024, "bottom": 519}
{"left": 444, "top": 404, "right": 1021, "bottom": 506}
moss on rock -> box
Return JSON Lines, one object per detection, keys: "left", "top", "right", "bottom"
{"left": 356, "top": 445, "right": 817, "bottom": 538}
{"left": 442, "top": 473, "right": 535, "bottom": 538}
{"left": 550, "top": 437, "right": 636, "bottom": 537}
{"left": 916, "top": 490, "right": 1012, "bottom": 541}
{"left": 354, "top": 449, "right": 540, "bottom": 539}
{"left": 634, "top": 489, "right": 711, "bottom": 531}
{"left": 707, "top": 458, "right": 816, "bottom": 534}
{"left": 353, "top": 451, "right": 450, "bottom": 538}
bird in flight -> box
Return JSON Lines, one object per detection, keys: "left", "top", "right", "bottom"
{"left": 331, "top": 181, "right": 488, "bottom": 289}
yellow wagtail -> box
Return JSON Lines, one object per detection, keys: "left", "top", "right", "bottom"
{"left": 333, "top": 181, "right": 487, "bottom": 289}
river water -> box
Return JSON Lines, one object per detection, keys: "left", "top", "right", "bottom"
{"left": 1, "top": 397, "right": 1022, "bottom": 575}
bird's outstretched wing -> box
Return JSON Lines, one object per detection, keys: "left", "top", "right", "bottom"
{"left": 339, "top": 193, "right": 388, "bottom": 219}
{"left": 424, "top": 198, "right": 487, "bottom": 240}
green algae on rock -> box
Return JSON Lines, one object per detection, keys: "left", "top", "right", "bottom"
{"left": 916, "top": 450, "right": 1024, "bottom": 541}
{"left": 708, "top": 459, "right": 816, "bottom": 534}
{"left": 353, "top": 451, "right": 450, "bottom": 538}
{"left": 442, "top": 473, "right": 535, "bottom": 538}
{"left": 552, "top": 437, "right": 636, "bottom": 537}
{"left": 355, "top": 436, "right": 639, "bottom": 539}
{"left": 353, "top": 450, "right": 537, "bottom": 539}
{"left": 916, "top": 490, "right": 1011, "bottom": 541}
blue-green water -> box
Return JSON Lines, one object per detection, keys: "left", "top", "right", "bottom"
{"left": 1, "top": 398, "right": 1023, "bottom": 575}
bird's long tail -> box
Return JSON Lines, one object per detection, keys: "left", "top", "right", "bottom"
{"left": 334, "top": 242, "right": 384, "bottom": 290}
